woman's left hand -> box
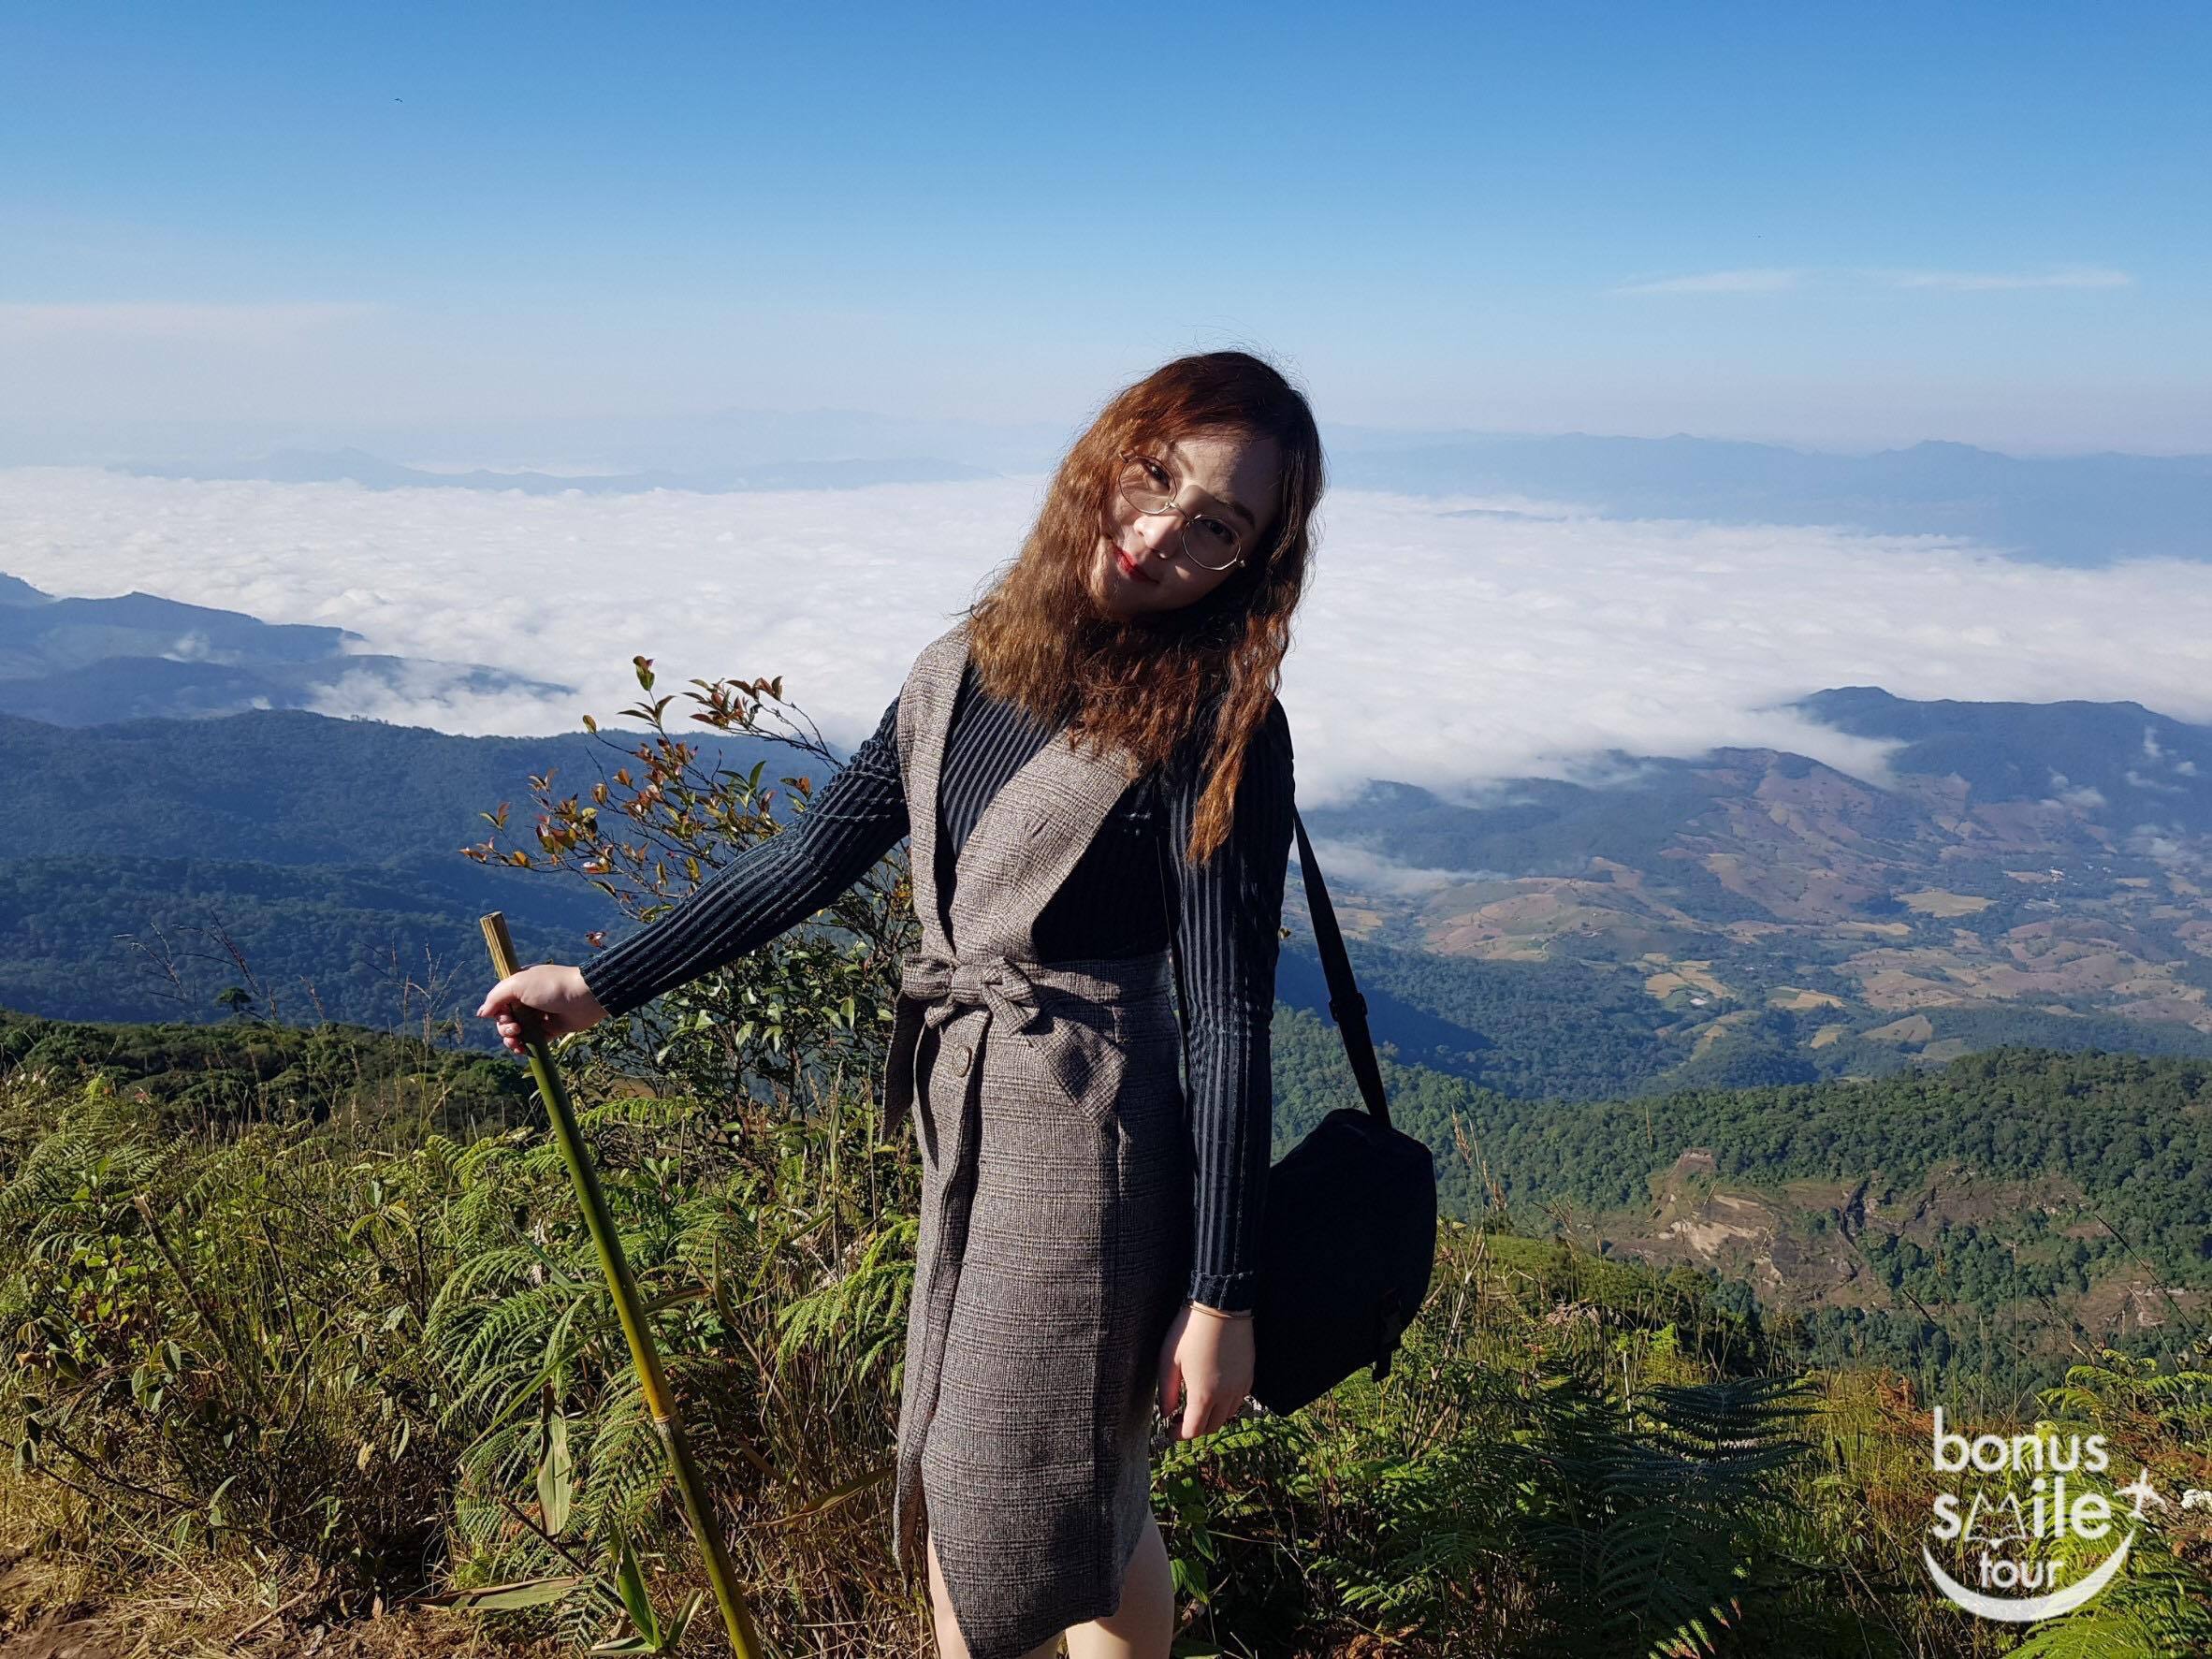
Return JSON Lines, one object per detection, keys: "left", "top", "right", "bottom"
{"left": 1158, "top": 1302, "right": 1256, "bottom": 1439}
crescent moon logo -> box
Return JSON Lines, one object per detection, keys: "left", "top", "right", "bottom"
{"left": 1920, "top": 1531, "right": 2135, "bottom": 1623}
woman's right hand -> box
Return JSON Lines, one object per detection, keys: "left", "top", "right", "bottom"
{"left": 475, "top": 964, "right": 608, "bottom": 1055}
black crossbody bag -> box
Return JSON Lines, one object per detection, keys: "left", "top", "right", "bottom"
{"left": 1159, "top": 809, "right": 1439, "bottom": 1415}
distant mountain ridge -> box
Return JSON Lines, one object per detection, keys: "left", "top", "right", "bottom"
{"left": 127, "top": 447, "right": 998, "bottom": 494}
{"left": 0, "top": 705, "right": 771, "bottom": 866}
{"left": 1, "top": 679, "right": 2204, "bottom": 1085}
{"left": 41, "top": 424, "right": 2210, "bottom": 564}
{"left": 1795, "top": 685, "right": 2212, "bottom": 820}
{"left": 0, "top": 700, "right": 791, "bottom": 1028}
{"left": 1326, "top": 431, "right": 2212, "bottom": 565}
{"left": 0, "top": 573, "right": 570, "bottom": 724}
{"left": 1291, "top": 685, "right": 2212, "bottom": 1092}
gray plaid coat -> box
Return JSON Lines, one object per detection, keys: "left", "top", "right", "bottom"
{"left": 886, "top": 622, "right": 1193, "bottom": 1657}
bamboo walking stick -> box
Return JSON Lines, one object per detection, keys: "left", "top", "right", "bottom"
{"left": 479, "top": 911, "right": 763, "bottom": 1659}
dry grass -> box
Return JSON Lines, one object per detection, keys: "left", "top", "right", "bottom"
{"left": 0, "top": 1534, "right": 550, "bottom": 1659}
{"left": 0, "top": 1381, "right": 547, "bottom": 1659}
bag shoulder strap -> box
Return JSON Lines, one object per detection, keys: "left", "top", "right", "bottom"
{"left": 1157, "top": 805, "right": 1391, "bottom": 1126}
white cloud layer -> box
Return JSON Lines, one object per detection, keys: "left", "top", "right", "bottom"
{"left": 1302, "top": 839, "right": 1506, "bottom": 896}
{"left": 1878, "top": 267, "right": 2132, "bottom": 291}
{"left": 4, "top": 467, "right": 2212, "bottom": 804}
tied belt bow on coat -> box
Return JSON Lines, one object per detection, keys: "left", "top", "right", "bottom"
{"left": 900, "top": 950, "right": 1048, "bottom": 1042}
{"left": 894, "top": 947, "right": 1155, "bottom": 1128}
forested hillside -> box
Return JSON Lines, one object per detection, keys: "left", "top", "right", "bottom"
{"left": 1275, "top": 932, "right": 2212, "bottom": 1100}
{"left": 0, "top": 698, "right": 786, "bottom": 1026}
{"left": 1276, "top": 1016, "right": 2212, "bottom": 1399}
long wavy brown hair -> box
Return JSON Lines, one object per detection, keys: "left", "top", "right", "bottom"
{"left": 967, "top": 350, "right": 1325, "bottom": 865}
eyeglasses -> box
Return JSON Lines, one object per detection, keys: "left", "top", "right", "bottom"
{"left": 1115, "top": 451, "right": 1247, "bottom": 573}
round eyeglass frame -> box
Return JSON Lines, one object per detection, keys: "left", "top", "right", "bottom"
{"left": 1114, "top": 450, "right": 1248, "bottom": 573}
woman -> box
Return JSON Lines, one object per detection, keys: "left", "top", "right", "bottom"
{"left": 476, "top": 349, "right": 1323, "bottom": 1659}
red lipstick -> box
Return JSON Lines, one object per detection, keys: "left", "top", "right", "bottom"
{"left": 1113, "top": 544, "right": 1161, "bottom": 585}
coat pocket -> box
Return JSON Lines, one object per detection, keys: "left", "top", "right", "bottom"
{"left": 1027, "top": 994, "right": 1128, "bottom": 1137}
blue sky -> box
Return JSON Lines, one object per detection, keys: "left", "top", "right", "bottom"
{"left": 5, "top": 2, "right": 2209, "bottom": 450}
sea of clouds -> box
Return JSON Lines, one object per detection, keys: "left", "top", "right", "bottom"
{"left": 4, "top": 465, "right": 2211, "bottom": 804}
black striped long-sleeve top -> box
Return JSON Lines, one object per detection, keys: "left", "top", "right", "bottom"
{"left": 577, "top": 659, "right": 1294, "bottom": 1314}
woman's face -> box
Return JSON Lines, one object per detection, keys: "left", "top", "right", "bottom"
{"left": 1085, "top": 429, "right": 1282, "bottom": 619}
